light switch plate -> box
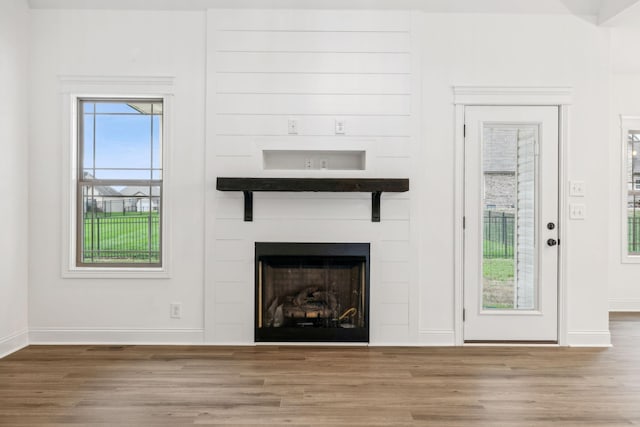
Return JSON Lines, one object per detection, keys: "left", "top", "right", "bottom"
{"left": 570, "top": 203, "right": 586, "bottom": 220}
{"left": 288, "top": 118, "right": 298, "bottom": 135}
{"left": 335, "top": 119, "right": 346, "bottom": 135}
{"left": 570, "top": 180, "right": 586, "bottom": 197}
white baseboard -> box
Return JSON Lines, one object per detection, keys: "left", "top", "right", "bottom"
{"left": 566, "top": 330, "right": 612, "bottom": 347}
{"left": 609, "top": 298, "right": 640, "bottom": 312}
{"left": 418, "top": 329, "right": 456, "bottom": 346}
{"left": 29, "top": 328, "right": 205, "bottom": 345}
{"left": 0, "top": 329, "right": 29, "bottom": 358}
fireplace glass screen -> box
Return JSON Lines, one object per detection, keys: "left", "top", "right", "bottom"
{"left": 255, "top": 243, "right": 369, "bottom": 342}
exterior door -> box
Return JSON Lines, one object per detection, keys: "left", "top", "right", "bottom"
{"left": 464, "top": 106, "right": 559, "bottom": 342}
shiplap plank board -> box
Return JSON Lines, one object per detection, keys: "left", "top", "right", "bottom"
{"left": 216, "top": 196, "right": 373, "bottom": 220}
{"left": 214, "top": 218, "right": 389, "bottom": 242}
{"left": 212, "top": 136, "right": 411, "bottom": 157}
{"left": 254, "top": 197, "right": 371, "bottom": 220}
{"left": 215, "top": 94, "right": 410, "bottom": 115}
{"left": 209, "top": 10, "right": 411, "bottom": 32}
{"left": 212, "top": 156, "right": 257, "bottom": 175}
{"left": 214, "top": 195, "right": 245, "bottom": 219}
{"left": 215, "top": 30, "right": 411, "bottom": 53}
{"left": 376, "top": 324, "right": 410, "bottom": 342}
{"left": 380, "top": 220, "right": 410, "bottom": 241}
{"left": 380, "top": 199, "right": 410, "bottom": 220}
{"left": 215, "top": 52, "right": 411, "bottom": 74}
{"left": 213, "top": 239, "right": 249, "bottom": 261}
{"left": 215, "top": 116, "right": 411, "bottom": 137}
{"left": 379, "top": 241, "right": 411, "bottom": 262}
{"left": 372, "top": 157, "right": 413, "bottom": 176}
{"left": 376, "top": 303, "right": 409, "bottom": 325}
{"left": 214, "top": 302, "right": 252, "bottom": 325}
{"left": 379, "top": 261, "right": 411, "bottom": 282}
{"left": 214, "top": 73, "right": 411, "bottom": 95}
{"left": 213, "top": 261, "right": 251, "bottom": 282}
{"left": 215, "top": 282, "right": 251, "bottom": 304}
{"left": 218, "top": 197, "right": 399, "bottom": 221}
{"left": 376, "top": 282, "right": 410, "bottom": 304}
{"left": 377, "top": 139, "right": 412, "bottom": 157}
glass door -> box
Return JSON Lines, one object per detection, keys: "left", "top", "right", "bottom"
{"left": 464, "top": 106, "right": 558, "bottom": 342}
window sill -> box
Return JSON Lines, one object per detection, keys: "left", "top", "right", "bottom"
{"left": 62, "top": 267, "right": 171, "bottom": 279}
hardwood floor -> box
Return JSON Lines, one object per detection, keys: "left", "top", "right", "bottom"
{"left": 1, "top": 314, "right": 639, "bottom": 426}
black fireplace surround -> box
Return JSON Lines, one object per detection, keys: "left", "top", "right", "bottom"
{"left": 255, "top": 242, "right": 370, "bottom": 343}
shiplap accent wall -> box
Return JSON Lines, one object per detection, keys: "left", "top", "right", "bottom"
{"left": 205, "top": 10, "right": 420, "bottom": 344}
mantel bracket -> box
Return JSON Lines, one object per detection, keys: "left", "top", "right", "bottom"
{"left": 243, "top": 191, "right": 253, "bottom": 222}
{"left": 372, "top": 191, "right": 382, "bottom": 223}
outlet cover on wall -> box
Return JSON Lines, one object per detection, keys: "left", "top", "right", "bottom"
{"left": 335, "top": 119, "right": 346, "bottom": 135}
{"left": 170, "top": 303, "right": 182, "bottom": 319}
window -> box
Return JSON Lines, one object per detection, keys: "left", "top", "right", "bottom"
{"left": 621, "top": 118, "right": 640, "bottom": 262}
{"left": 77, "top": 99, "right": 163, "bottom": 267}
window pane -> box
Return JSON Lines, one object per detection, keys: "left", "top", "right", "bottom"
{"left": 94, "top": 115, "right": 153, "bottom": 170}
{"left": 628, "top": 132, "right": 640, "bottom": 255}
{"left": 152, "top": 115, "right": 161, "bottom": 169}
{"left": 95, "top": 102, "right": 143, "bottom": 114}
{"left": 482, "top": 126, "right": 538, "bottom": 310}
{"left": 83, "top": 114, "right": 94, "bottom": 170}
{"left": 80, "top": 184, "right": 161, "bottom": 264}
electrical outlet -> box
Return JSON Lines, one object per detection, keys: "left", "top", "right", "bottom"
{"left": 335, "top": 119, "right": 346, "bottom": 135}
{"left": 170, "top": 303, "right": 182, "bottom": 319}
{"left": 320, "top": 159, "right": 329, "bottom": 169}
{"left": 304, "top": 158, "right": 313, "bottom": 169}
{"left": 288, "top": 118, "right": 298, "bottom": 135}
{"left": 570, "top": 203, "right": 586, "bottom": 220}
{"left": 570, "top": 180, "right": 586, "bottom": 197}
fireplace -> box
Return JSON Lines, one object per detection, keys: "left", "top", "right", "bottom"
{"left": 255, "top": 242, "right": 370, "bottom": 342}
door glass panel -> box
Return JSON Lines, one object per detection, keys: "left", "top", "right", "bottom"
{"left": 628, "top": 131, "right": 640, "bottom": 254}
{"left": 482, "top": 125, "right": 538, "bottom": 310}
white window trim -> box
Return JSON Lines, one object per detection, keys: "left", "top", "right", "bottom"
{"left": 620, "top": 116, "right": 640, "bottom": 264}
{"left": 59, "top": 75, "right": 174, "bottom": 278}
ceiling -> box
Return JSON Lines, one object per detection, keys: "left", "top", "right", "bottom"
{"left": 25, "top": 0, "right": 640, "bottom": 26}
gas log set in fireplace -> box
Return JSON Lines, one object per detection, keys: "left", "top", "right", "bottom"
{"left": 255, "top": 242, "right": 370, "bottom": 342}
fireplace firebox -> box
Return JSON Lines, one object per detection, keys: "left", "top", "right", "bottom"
{"left": 255, "top": 242, "right": 370, "bottom": 342}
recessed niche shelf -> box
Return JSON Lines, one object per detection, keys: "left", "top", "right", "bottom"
{"left": 263, "top": 150, "right": 366, "bottom": 171}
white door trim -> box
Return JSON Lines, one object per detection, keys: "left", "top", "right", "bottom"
{"left": 452, "top": 86, "right": 573, "bottom": 346}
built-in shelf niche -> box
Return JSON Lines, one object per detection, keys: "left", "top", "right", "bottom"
{"left": 263, "top": 150, "right": 366, "bottom": 171}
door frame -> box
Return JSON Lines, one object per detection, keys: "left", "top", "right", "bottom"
{"left": 453, "top": 86, "right": 573, "bottom": 346}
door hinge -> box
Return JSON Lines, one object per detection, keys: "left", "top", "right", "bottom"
{"left": 463, "top": 124, "right": 466, "bottom": 138}
{"left": 463, "top": 216, "right": 466, "bottom": 230}
{"left": 463, "top": 308, "right": 466, "bottom": 322}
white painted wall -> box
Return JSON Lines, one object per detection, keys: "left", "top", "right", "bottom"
{"left": 420, "top": 14, "right": 611, "bottom": 346}
{"left": 28, "top": 10, "right": 207, "bottom": 343}
{"left": 0, "top": 0, "right": 30, "bottom": 357}
{"left": 27, "top": 7, "right": 612, "bottom": 346}
{"left": 609, "top": 28, "right": 640, "bottom": 311}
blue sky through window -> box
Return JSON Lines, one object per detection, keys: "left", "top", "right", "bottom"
{"left": 82, "top": 101, "right": 161, "bottom": 180}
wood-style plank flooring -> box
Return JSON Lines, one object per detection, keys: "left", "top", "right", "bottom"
{"left": 1, "top": 313, "right": 639, "bottom": 426}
